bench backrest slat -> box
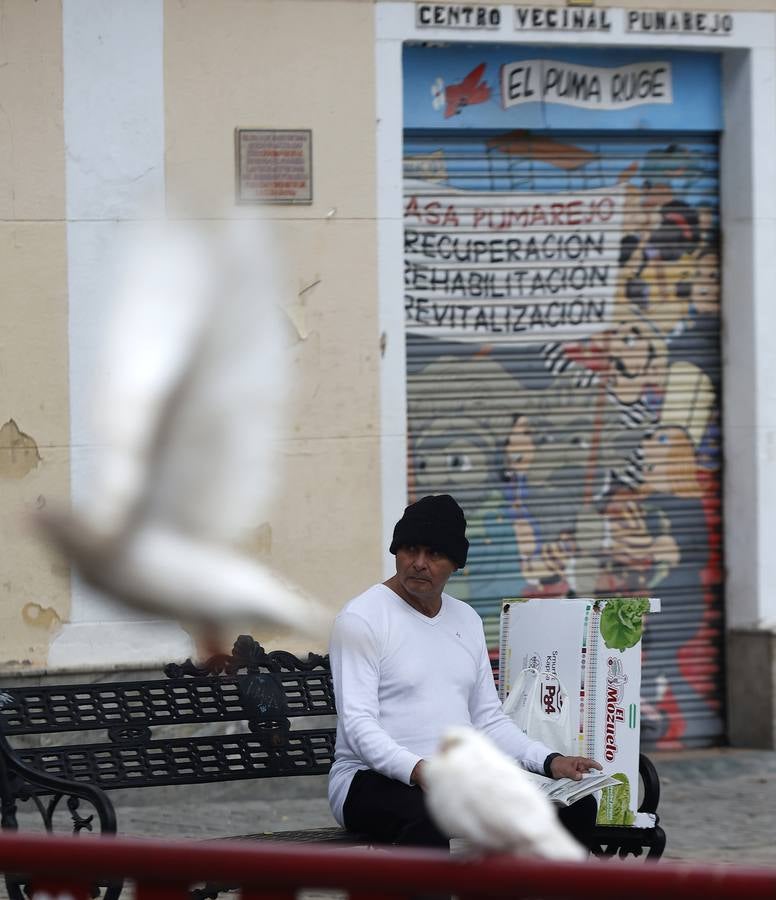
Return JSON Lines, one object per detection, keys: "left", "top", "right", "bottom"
{"left": 0, "top": 670, "right": 336, "bottom": 736}
{"left": 15, "top": 729, "right": 336, "bottom": 789}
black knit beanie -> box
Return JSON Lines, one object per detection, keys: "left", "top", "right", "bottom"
{"left": 389, "top": 494, "right": 469, "bottom": 568}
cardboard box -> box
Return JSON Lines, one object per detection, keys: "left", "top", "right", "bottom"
{"left": 499, "top": 597, "right": 660, "bottom": 826}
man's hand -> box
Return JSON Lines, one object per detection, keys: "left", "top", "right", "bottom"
{"left": 410, "top": 759, "right": 427, "bottom": 790}
{"left": 549, "top": 755, "right": 602, "bottom": 781}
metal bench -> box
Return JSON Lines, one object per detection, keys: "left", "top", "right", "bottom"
{"left": 0, "top": 635, "right": 665, "bottom": 897}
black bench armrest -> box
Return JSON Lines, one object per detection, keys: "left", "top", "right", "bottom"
{"left": 588, "top": 751, "right": 665, "bottom": 860}
{"left": 638, "top": 753, "right": 661, "bottom": 814}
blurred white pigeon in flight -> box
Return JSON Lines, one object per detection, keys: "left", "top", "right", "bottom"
{"left": 38, "top": 214, "right": 332, "bottom": 643}
{"left": 424, "top": 727, "right": 587, "bottom": 861}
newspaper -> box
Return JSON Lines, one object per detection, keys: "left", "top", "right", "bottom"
{"left": 522, "top": 769, "right": 622, "bottom": 807}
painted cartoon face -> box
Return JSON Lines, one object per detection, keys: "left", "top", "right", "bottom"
{"left": 524, "top": 412, "right": 592, "bottom": 485}
{"left": 629, "top": 256, "right": 687, "bottom": 335}
{"left": 620, "top": 180, "right": 662, "bottom": 241}
{"left": 412, "top": 416, "right": 499, "bottom": 504}
{"left": 640, "top": 426, "right": 701, "bottom": 499}
{"left": 621, "top": 197, "right": 704, "bottom": 333}
{"left": 408, "top": 356, "right": 522, "bottom": 510}
{"left": 697, "top": 206, "right": 715, "bottom": 244}
{"left": 608, "top": 317, "right": 668, "bottom": 405}
{"left": 504, "top": 415, "right": 535, "bottom": 478}
{"left": 516, "top": 402, "right": 602, "bottom": 540}
{"left": 603, "top": 490, "right": 654, "bottom": 567}
{"left": 687, "top": 251, "right": 720, "bottom": 317}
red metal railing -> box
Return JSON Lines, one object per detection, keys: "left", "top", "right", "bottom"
{"left": 0, "top": 831, "right": 775, "bottom": 900}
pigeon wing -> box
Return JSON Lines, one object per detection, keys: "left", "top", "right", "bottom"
{"left": 80, "top": 221, "right": 216, "bottom": 537}
{"left": 131, "top": 217, "right": 289, "bottom": 543}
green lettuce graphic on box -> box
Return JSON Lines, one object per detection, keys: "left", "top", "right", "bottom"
{"left": 599, "top": 773, "right": 636, "bottom": 826}
{"left": 499, "top": 597, "right": 660, "bottom": 828}
{"left": 600, "top": 598, "right": 650, "bottom": 650}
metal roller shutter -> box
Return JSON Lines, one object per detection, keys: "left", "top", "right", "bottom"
{"left": 403, "top": 130, "right": 723, "bottom": 748}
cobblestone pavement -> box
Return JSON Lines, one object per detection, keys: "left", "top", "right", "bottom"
{"left": 650, "top": 748, "right": 776, "bottom": 867}
{"left": 13, "top": 748, "right": 776, "bottom": 866}
{"left": 5, "top": 748, "right": 776, "bottom": 897}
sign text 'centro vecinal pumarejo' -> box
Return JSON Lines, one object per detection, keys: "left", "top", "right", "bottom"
{"left": 502, "top": 60, "right": 672, "bottom": 111}
{"left": 414, "top": 4, "right": 736, "bottom": 35}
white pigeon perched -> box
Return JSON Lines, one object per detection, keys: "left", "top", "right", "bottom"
{"left": 424, "top": 727, "right": 587, "bottom": 861}
{"left": 38, "top": 214, "right": 332, "bottom": 643}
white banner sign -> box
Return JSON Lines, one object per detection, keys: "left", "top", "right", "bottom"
{"left": 501, "top": 59, "right": 673, "bottom": 111}
{"left": 403, "top": 181, "right": 625, "bottom": 342}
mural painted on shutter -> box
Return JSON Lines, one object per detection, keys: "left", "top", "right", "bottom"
{"left": 403, "top": 46, "right": 723, "bottom": 748}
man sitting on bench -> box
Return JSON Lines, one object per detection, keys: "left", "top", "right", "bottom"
{"left": 328, "top": 493, "right": 601, "bottom": 849}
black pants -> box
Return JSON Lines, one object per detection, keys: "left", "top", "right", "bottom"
{"left": 343, "top": 769, "right": 598, "bottom": 850}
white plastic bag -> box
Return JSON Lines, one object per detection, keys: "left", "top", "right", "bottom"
{"left": 502, "top": 667, "right": 575, "bottom": 756}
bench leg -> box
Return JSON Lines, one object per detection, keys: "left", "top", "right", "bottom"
{"left": 589, "top": 824, "right": 666, "bottom": 861}
{"left": 646, "top": 824, "right": 667, "bottom": 860}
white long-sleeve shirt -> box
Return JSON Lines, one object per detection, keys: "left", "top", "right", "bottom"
{"left": 328, "top": 583, "right": 554, "bottom": 826}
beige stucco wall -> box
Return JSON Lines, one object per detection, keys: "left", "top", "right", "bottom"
{"left": 0, "top": 0, "right": 70, "bottom": 670}
{"left": 164, "top": 0, "right": 382, "bottom": 639}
